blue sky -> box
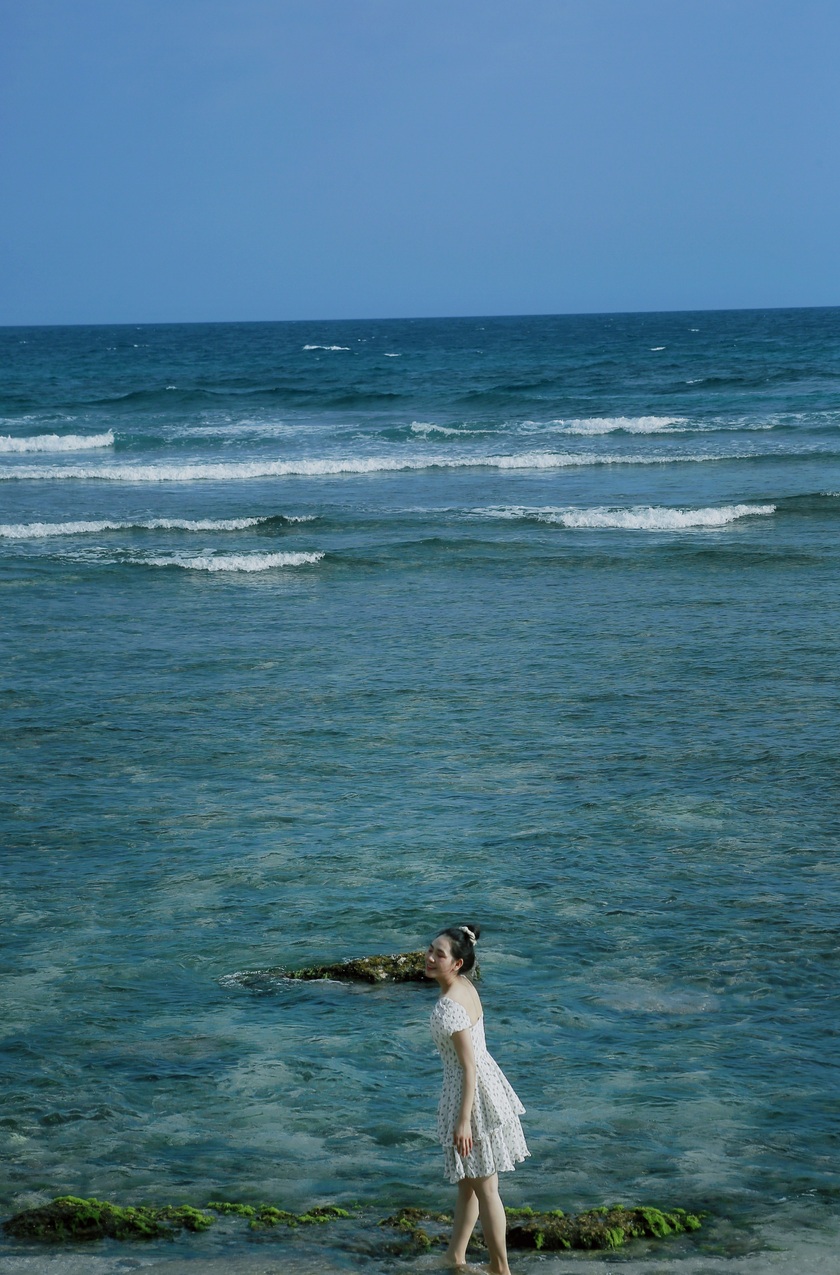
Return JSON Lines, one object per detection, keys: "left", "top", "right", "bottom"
{"left": 2, "top": 0, "right": 838, "bottom": 324}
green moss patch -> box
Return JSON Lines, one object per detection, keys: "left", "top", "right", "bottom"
{"left": 207, "top": 1201, "right": 351, "bottom": 1228}
{"left": 505, "top": 1204, "right": 703, "bottom": 1251}
{"left": 378, "top": 1206, "right": 451, "bottom": 1252}
{"left": 284, "top": 950, "right": 428, "bottom": 982}
{"left": 2, "top": 1196, "right": 214, "bottom": 1243}
{"left": 4, "top": 1196, "right": 701, "bottom": 1252}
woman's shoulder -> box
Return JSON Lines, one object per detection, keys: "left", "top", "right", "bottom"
{"left": 435, "top": 984, "right": 482, "bottom": 1027}
{"left": 451, "top": 978, "right": 482, "bottom": 1017}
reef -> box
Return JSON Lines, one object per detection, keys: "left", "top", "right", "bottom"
{"left": 207, "top": 1201, "right": 351, "bottom": 1228}
{"left": 1, "top": 1196, "right": 214, "bottom": 1242}
{"left": 505, "top": 1204, "right": 703, "bottom": 1251}
{"left": 3, "top": 1196, "right": 701, "bottom": 1252}
{"left": 378, "top": 1206, "right": 451, "bottom": 1252}
{"left": 379, "top": 1204, "right": 703, "bottom": 1255}
{"left": 281, "top": 949, "right": 432, "bottom": 982}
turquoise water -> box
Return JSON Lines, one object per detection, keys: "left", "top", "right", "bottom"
{"left": 2, "top": 309, "right": 840, "bottom": 1271}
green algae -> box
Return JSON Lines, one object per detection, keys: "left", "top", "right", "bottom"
{"left": 3, "top": 1195, "right": 701, "bottom": 1252}
{"left": 2, "top": 1196, "right": 214, "bottom": 1243}
{"left": 207, "top": 1201, "right": 351, "bottom": 1229}
{"left": 504, "top": 1203, "right": 704, "bottom": 1251}
{"left": 377, "top": 1203, "right": 703, "bottom": 1254}
{"left": 378, "top": 1206, "right": 451, "bottom": 1253}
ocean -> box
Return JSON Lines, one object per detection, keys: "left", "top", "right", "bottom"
{"left": 2, "top": 308, "right": 840, "bottom": 1272}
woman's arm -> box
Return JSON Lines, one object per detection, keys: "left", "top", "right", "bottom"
{"left": 451, "top": 1027, "right": 477, "bottom": 1158}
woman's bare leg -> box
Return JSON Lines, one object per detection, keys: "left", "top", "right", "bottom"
{"left": 472, "top": 1174, "right": 510, "bottom": 1275}
{"left": 445, "top": 1177, "right": 479, "bottom": 1266}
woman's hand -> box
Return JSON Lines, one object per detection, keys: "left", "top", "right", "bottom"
{"left": 453, "top": 1119, "right": 473, "bottom": 1158}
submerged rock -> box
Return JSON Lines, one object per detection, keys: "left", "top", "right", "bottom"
{"left": 207, "top": 1201, "right": 351, "bottom": 1228}
{"left": 283, "top": 950, "right": 429, "bottom": 982}
{"left": 2, "top": 1196, "right": 213, "bottom": 1242}
{"left": 505, "top": 1204, "right": 703, "bottom": 1251}
{"left": 3, "top": 1196, "right": 701, "bottom": 1252}
{"left": 378, "top": 1204, "right": 702, "bottom": 1254}
{"left": 378, "top": 1206, "right": 451, "bottom": 1252}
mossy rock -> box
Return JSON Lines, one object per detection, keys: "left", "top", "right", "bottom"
{"left": 208, "top": 1201, "right": 351, "bottom": 1228}
{"left": 505, "top": 1204, "right": 703, "bottom": 1251}
{"left": 2, "top": 1196, "right": 214, "bottom": 1243}
{"left": 4, "top": 1196, "right": 701, "bottom": 1252}
{"left": 378, "top": 1204, "right": 702, "bottom": 1255}
{"left": 285, "top": 950, "right": 429, "bottom": 983}
{"left": 378, "top": 1207, "right": 452, "bottom": 1253}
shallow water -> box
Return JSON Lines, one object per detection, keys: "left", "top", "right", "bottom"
{"left": 2, "top": 309, "right": 840, "bottom": 1270}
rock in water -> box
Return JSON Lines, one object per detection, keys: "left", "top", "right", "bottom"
{"left": 284, "top": 950, "right": 429, "bottom": 982}
{"left": 505, "top": 1205, "right": 703, "bottom": 1251}
{"left": 2, "top": 1197, "right": 213, "bottom": 1242}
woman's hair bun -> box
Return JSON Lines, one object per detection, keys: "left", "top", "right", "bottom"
{"left": 435, "top": 921, "right": 482, "bottom": 973}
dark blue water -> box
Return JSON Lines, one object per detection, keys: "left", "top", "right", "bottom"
{"left": 2, "top": 309, "right": 840, "bottom": 1272}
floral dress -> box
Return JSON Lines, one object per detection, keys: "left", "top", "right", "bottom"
{"left": 430, "top": 995, "right": 529, "bottom": 1184}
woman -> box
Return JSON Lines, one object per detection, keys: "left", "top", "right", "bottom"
{"left": 426, "top": 923, "right": 529, "bottom": 1274}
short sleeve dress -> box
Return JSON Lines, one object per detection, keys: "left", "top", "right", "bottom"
{"left": 430, "top": 995, "right": 529, "bottom": 1184}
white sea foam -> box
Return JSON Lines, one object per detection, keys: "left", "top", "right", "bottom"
{"left": 0, "top": 516, "right": 286, "bottom": 539}
{"left": 532, "top": 415, "right": 689, "bottom": 435}
{"left": 0, "top": 430, "right": 114, "bottom": 453}
{"left": 478, "top": 503, "right": 776, "bottom": 530}
{"left": 0, "top": 450, "right": 742, "bottom": 481}
{"left": 302, "top": 344, "right": 350, "bottom": 351}
{"left": 383, "top": 352, "right": 401, "bottom": 357}
{"left": 133, "top": 551, "right": 324, "bottom": 572}
{"left": 409, "top": 421, "right": 476, "bottom": 436}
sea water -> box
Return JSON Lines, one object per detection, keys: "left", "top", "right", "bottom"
{"left": 2, "top": 309, "right": 840, "bottom": 1272}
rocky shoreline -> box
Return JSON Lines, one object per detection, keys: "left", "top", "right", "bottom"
{"left": 3, "top": 1195, "right": 703, "bottom": 1255}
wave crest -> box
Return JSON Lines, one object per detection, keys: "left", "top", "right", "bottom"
{"left": 0, "top": 449, "right": 747, "bottom": 482}
{"left": 133, "top": 551, "right": 325, "bottom": 572}
{"left": 0, "top": 515, "right": 313, "bottom": 539}
{"left": 535, "top": 416, "right": 688, "bottom": 435}
{"left": 0, "top": 430, "right": 115, "bottom": 453}
{"left": 479, "top": 503, "right": 776, "bottom": 530}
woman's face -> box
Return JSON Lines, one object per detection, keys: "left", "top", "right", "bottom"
{"left": 425, "top": 934, "right": 462, "bottom": 979}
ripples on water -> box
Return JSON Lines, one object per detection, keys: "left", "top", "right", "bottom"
{"left": 2, "top": 309, "right": 840, "bottom": 1271}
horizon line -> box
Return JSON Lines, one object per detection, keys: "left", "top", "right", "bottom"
{"left": 2, "top": 301, "right": 839, "bottom": 331}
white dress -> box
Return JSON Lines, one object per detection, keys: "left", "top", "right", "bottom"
{"left": 430, "top": 996, "right": 529, "bottom": 1184}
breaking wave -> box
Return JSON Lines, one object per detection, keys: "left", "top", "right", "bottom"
{"left": 303, "top": 344, "right": 350, "bottom": 352}
{"left": 132, "top": 551, "right": 325, "bottom": 572}
{"left": 477, "top": 503, "right": 777, "bottom": 530}
{"left": 0, "top": 514, "right": 313, "bottom": 539}
{"left": 409, "top": 421, "right": 482, "bottom": 437}
{"left": 533, "top": 416, "right": 688, "bottom": 435}
{"left": 0, "top": 430, "right": 115, "bottom": 453}
{"left": 0, "top": 450, "right": 748, "bottom": 482}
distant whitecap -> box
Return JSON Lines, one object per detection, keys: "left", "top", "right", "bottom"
{"left": 476, "top": 503, "right": 776, "bottom": 530}
{"left": 0, "top": 430, "right": 115, "bottom": 453}
{"left": 536, "top": 415, "right": 688, "bottom": 436}
{"left": 0, "top": 516, "right": 278, "bottom": 539}
{"left": 0, "top": 449, "right": 749, "bottom": 482}
{"left": 132, "top": 551, "right": 325, "bottom": 572}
